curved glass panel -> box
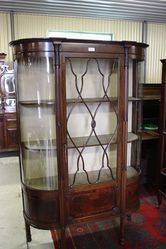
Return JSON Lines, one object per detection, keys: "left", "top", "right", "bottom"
{"left": 17, "top": 55, "right": 57, "bottom": 190}
{"left": 17, "top": 56, "right": 55, "bottom": 101}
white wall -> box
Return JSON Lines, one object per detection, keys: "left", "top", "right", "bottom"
{"left": 146, "top": 22, "right": 166, "bottom": 83}
{"left": 0, "top": 11, "right": 166, "bottom": 82}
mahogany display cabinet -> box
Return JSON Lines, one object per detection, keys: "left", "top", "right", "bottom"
{"left": 10, "top": 38, "right": 148, "bottom": 248}
{"left": 158, "top": 59, "right": 166, "bottom": 206}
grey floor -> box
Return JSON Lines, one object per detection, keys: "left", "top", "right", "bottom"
{"left": 0, "top": 157, "right": 54, "bottom": 249}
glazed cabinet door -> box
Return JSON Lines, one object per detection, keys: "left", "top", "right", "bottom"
{"left": 61, "top": 54, "right": 125, "bottom": 219}
{"left": 60, "top": 51, "right": 143, "bottom": 220}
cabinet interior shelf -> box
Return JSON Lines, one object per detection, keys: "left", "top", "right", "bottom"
{"left": 67, "top": 97, "right": 140, "bottom": 104}
{"left": 18, "top": 97, "right": 140, "bottom": 106}
{"left": 143, "top": 117, "right": 159, "bottom": 120}
{"left": 140, "top": 130, "right": 159, "bottom": 140}
{"left": 25, "top": 166, "right": 138, "bottom": 190}
{"left": 142, "top": 95, "right": 160, "bottom": 101}
{"left": 18, "top": 100, "right": 55, "bottom": 106}
{"left": 22, "top": 132, "right": 138, "bottom": 151}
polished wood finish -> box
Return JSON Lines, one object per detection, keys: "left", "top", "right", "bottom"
{"left": 22, "top": 184, "right": 60, "bottom": 229}
{"left": 0, "top": 109, "right": 18, "bottom": 153}
{"left": 0, "top": 57, "right": 18, "bottom": 153}
{"left": 141, "top": 130, "right": 159, "bottom": 141}
{"left": 10, "top": 38, "right": 148, "bottom": 248}
{"left": 158, "top": 59, "right": 166, "bottom": 206}
{"left": 142, "top": 84, "right": 161, "bottom": 100}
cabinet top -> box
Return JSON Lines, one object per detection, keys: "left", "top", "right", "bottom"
{"left": 10, "top": 37, "right": 148, "bottom": 48}
{"left": 161, "top": 59, "right": 166, "bottom": 64}
{"left": 10, "top": 37, "right": 148, "bottom": 60}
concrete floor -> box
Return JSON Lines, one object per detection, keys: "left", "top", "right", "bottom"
{"left": 0, "top": 157, "right": 54, "bottom": 249}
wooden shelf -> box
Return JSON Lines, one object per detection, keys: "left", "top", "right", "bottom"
{"left": 22, "top": 132, "right": 138, "bottom": 151}
{"left": 140, "top": 130, "right": 159, "bottom": 141}
{"left": 142, "top": 95, "right": 160, "bottom": 101}
{"left": 143, "top": 117, "right": 158, "bottom": 120}
{"left": 141, "top": 83, "right": 161, "bottom": 101}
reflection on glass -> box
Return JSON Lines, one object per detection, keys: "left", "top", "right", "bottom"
{"left": 17, "top": 54, "right": 57, "bottom": 190}
{"left": 22, "top": 148, "right": 57, "bottom": 190}
{"left": 1, "top": 72, "right": 15, "bottom": 94}
{"left": 18, "top": 56, "right": 55, "bottom": 101}
{"left": 20, "top": 105, "right": 57, "bottom": 190}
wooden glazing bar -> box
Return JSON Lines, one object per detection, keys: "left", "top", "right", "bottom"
{"left": 54, "top": 43, "right": 67, "bottom": 249}
{"left": 119, "top": 46, "right": 129, "bottom": 245}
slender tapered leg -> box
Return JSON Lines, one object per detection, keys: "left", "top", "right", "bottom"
{"left": 120, "top": 215, "right": 125, "bottom": 246}
{"left": 25, "top": 221, "right": 32, "bottom": 243}
{"left": 59, "top": 227, "right": 66, "bottom": 249}
{"left": 157, "top": 190, "right": 162, "bottom": 208}
{"left": 51, "top": 229, "right": 59, "bottom": 249}
{"left": 126, "top": 214, "right": 132, "bottom": 222}
{"left": 55, "top": 227, "right": 67, "bottom": 249}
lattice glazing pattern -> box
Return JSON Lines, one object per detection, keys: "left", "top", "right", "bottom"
{"left": 66, "top": 58, "right": 119, "bottom": 186}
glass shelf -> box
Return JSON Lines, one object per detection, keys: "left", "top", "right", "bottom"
{"left": 25, "top": 176, "right": 58, "bottom": 190}
{"left": 22, "top": 140, "right": 57, "bottom": 150}
{"left": 67, "top": 132, "right": 138, "bottom": 148}
{"left": 142, "top": 95, "right": 160, "bottom": 101}
{"left": 19, "top": 100, "right": 55, "bottom": 106}
{"left": 69, "top": 166, "right": 138, "bottom": 186}
{"left": 18, "top": 97, "right": 140, "bottom": 106}
{"left": 67, "top": 97, "right": 140, "bottom": 104}
{"left": 22, "top": 132, "right": 138, "bottom": 151}
{"left": 24, "top": 166, "right": 138, "bottom": 190}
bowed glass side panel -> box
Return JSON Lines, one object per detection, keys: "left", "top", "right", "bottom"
{"left": 66, "top": 58, "right": 119, "bottom": 186}
{"left": 17, "top": 54, "right": 58, "bottom": 190}
{"left": 127, "top": 60, "right": 144, "bottom": 177}
{"left": 17, "top": 55, "right": 55, "bottom": 101}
